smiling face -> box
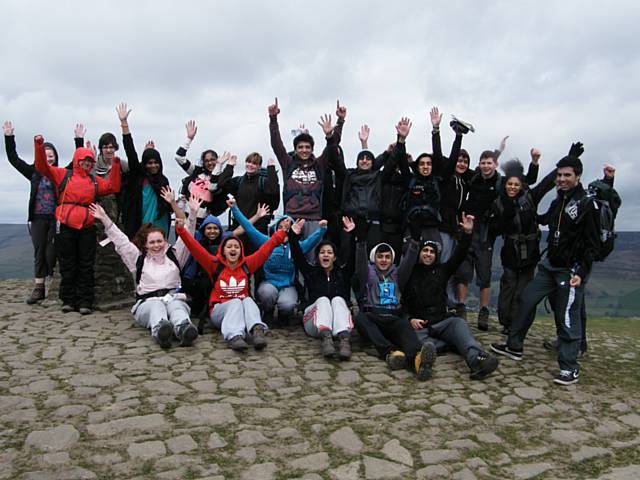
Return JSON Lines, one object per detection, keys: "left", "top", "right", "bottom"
{"left": 78, "top": 157, "right": 93, "bottom": 173}
{"left": 203, "top": 223, "right": 220, "bottom": 241}
{"left": 223, "top": 238, "right": 242, "bottom": 264}
{"left": 245, "top": 158, "right": 260, "bottom": 174}
{"left": 202, "top": 152, "right": 217, "bottom": 172}
{"left": 357, "top": 155, "right": 373, "bottom": 171}
{"left": 419, "top": 245, "right": 437, "bottom": 265}
{"left": 375, "top": 251, "right": 393, "bottom": 271}
{"left": 317, "top": 244, "right": 336, "bottom": 271}
{"left": 455, "top": 154, "right": 469, "bottom": 175}
{"left": 556, "top": 166, "right": 580, "bottom": 191}
{"left": 479, "top": 156, "right": 497, "bottom": 178}
{"left": 44, "top": 147, "right": 56, "bottom": 166}
{"left": 505, "top": 177, "right": 523, "bottom": 198}
{"left": 417, "top": 155, "right": 433, "bottom": 176}
{"left": 146, "top": 231, "right": 167, "bottom": 255}
{"left": 145, "top": 159, "right": 160, "bottom": 175}
{"left": 295, "top": 141, "right": 313, "bottom": 161}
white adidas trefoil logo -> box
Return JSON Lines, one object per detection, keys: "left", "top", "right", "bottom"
{"left": 220, "top": 275, "right": 246, "bottom": 296}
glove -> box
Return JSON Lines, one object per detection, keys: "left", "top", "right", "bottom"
{"left": 409, "top": 222, "right": 422, "bottom": 242}
{"left": 568, "top": 142, "right": 584, "bottom": 158}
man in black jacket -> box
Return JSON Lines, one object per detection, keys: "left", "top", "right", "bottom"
{"left": 492, "top": 143, "right": 599, "bottom": 385}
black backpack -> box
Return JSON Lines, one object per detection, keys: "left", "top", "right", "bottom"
{"left": 579, "top": 180, "right": 622, "bottom": 262}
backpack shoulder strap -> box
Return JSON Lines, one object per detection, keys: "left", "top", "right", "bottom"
{"left": 58, "top": 169, "right": 73, "bottom": 196}
{"left": 166, "top": 247, "right": 181, "bottom": 271}
{"left": 135, "top": 253, "right": 146, "bottom": 284}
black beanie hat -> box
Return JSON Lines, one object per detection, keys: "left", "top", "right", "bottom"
{"left": 357, "top": 150, "right": 375, "bottom": 163}
{"left": 42, "top": 142, "right": 59, "bottom": 166}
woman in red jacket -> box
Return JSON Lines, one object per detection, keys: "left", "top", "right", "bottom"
{"left": 176, "top": 222, "right": 287, "bottom": 351}
{"left": 34, "top": 135, "right": 121, "bottom": 314}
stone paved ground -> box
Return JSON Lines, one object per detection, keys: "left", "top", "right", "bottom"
{"left": 1, "top": 279, "right": 639, "bottom": 480}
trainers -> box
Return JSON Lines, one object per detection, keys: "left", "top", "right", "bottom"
{"left": 337, "top": 332, "right": 351, "bottom": 361}
{"left": 553, "top": 369, "right": 580, "bottom": 386}
{"left": 26, "top": 285, "right": 45, "bottom": 304}
{"left": 542, "top": 338, "right": 558, "bottom": 351}
{"left": 415, "top": 342, "right": 437, "bottom": 381}
{"left": 320, "top": 331, "right": 335, "bottom": 358}
{"left": 178, "top": 324, "right": 198, "bottom": 347}
{"left": 386, "top": 350, "right": 407, "bottom": 370}
{"left": 477, "top": 307, "right": 489, "bottom": 331}
{"left": 156, "top": 321, "right": 173, "bottom": 349}
{"left": 450, "top": 114, "right": 475, "bottom": 134}
{"left": 469, "top": 351, "right": 499, "bottom": 380}
{"left": 61, "top": 304, "right": 75, "bottom": 313}
{"left": 229, "top": 335, "right": 249, "bottom": 351}
{"left": 78, "top": 307, "right": 93, "bottom": 315}
{"left": 455, "top": 302, "right": 467, "bottom": 320}
{"left": 252, "top": 325, "right": 268, "bottom": 351}
{"left": 490, "top": 343, "right": 523, "bottom": 361}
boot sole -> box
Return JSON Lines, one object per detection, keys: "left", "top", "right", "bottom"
{"left": 470, "top": 356, "right": 499, "bottom": 380}
{"left": 416, "top": 343, "right": 437, "bottom": 381}
{"left": 157, "top": 323, "right": 173, "bottom": 349}
{"left": 180, "top": 326, "right": 198, "bottom": 347}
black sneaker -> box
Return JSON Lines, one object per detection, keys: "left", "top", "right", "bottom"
{"left": 553, "top": 369, "right": 579, "bottom": 386}
{"left": 320, "top": 331, "right": 335, "bottom": 358}
{"left": 26, "top": 285, "right": 45, "bottom": 305}
{"left": 252, "top": 325, "right": 267, "bottom": 351}
{"left": 337, "top": 332, "right": 351, "bottom": 361}
{"left": 450, "top": 115, "right": 475, "bottom": 134}
{"left": 178, "top": 324, "right": 198, "bottom": 347}
{"left": 477, "top": 307, "right": 489, "bottom": 331}
{"left": 156, "top": 321, "right": 173, "bottom": 349}
{"left": 469, "top": 351, "right": 499, "bottom": 380}
{"left": 543, "top": 338, "right": 558, "bottom": 351}
{"left": 229, "top": 335, "right": 249, "bottom": 352}
{"left": 61, "top": 304, "right": 75, "bottom": 313}
{"left": 490, "top": 343, "right": 523, "bottom": 361}
{"left": 415, "top": 342, "right": 437, "bottom": 381}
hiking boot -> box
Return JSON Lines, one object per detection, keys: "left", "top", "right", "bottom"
{"left": 320, "top": 331, "right": 335, "bottom": 358}
{"left": 26, "top": 284, "right": 45, "bottom": 304}
{"left": 229, "top": 335, "right": 249, "bottom": 352}
{"left": 178, "top": 323, "right": 198, "bottom": 347}
{"left": 469, "top": 351, "right": 499, "bottom": 380}
{"left": 156, "top": 321, "right": 173, "bottom": 349}
{"left": 553, "top": 368, "right": 580, "bottom": 386}
{"left": 78, "top": 307, "right": 93, "bottom": 315}
{"left": 477, "top": 307, "right": 489, "bottom": 331}
{"left": 542, "top": 339, "right": 558, "bottom": 351}
{"left": 337, "top": 332, "right": 351, "bottom": 361}
{"left": 386, "top": 350, "right": 407, "bottom": 370}
{"left": 61, "top": 304, "right": 75, "bottom": 313}
{"left": 450, "top": 114, "right": 475, "bottom": 134}
{"left": 252, "top": 325, "right": 267, "bottom": 351}
{"left": 454, "top": 302, "right": 467, "bottom": 320}
{"left": 415, "top": 342, "right": 437, "bottom": 381}
{"left": 490, "top": 343, "right": 523, "bottom": 361}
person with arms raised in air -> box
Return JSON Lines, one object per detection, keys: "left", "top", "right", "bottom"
{"left": 89, "top": 196, "right": 199, "bottom": 348}
{"left": 175, "top": 120, "right": 232, "bottom": 224}
{"left": 403, "top": 211, "right": 499, "bottom": 380}
{"left": 176, "top": 213, "right": 288, "bottom": 351}
{"left": 488, "top": 150, "right": 557, "bottom": 336}
{"left": 228, "top": 196, "right": 327, "bottom": 328}
{"left": 491, "top": 143, "right": 600, "bottom": 385}
{"left": 3, "top": 121, "right": 72, "bottom": 304}
{"left": 33, "top": 134, "right": 121, "bottom": 314}
{"left": 117, "top": 103, "right": 171, "bottom": 238}
{"left": 268, "top": 98, "right": 343, "bottom": 259}
{"left": 288, "top": 216, "right": 355, "bottom": 359}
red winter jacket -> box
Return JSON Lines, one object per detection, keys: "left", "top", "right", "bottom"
{"left": 177, "top": 227, "right": 286, "bottom": 309}
{"left": 34, "top": 136, "right": 121, "bottom": 229}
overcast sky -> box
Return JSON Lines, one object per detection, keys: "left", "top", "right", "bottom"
{"left": 2, "top": 0, "right": 638, "bottom": 229}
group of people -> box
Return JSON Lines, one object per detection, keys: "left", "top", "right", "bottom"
{"left": 5, "top": 99, "right": 621, "bottom": 385}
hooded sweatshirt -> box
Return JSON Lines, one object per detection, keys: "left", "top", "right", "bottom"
{"left": 177, "top": 227, "right": 287, "bottom": 309}
{"left": 34, "top": 136, "right": 121, "bottom": 229}
{"left": 181, "top": 214, "right": 231, "bottom": 281}
{"left": 230, "top": 205, "right": 326, "bottom": 288}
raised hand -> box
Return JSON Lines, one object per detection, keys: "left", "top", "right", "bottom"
{"left": 144, "top": 140, "right": 155, "bottom": 150}
{"left": 319, "top": 219, "right": 328, "bottom": 228}
{"left": 459, "top": 212, "right": 475, "bottom": 234}
{"left": 291, "top": 218, "right": 305, "bottom": 236}
{"left": 116, "top": 102, "right": 131, "bottom": 123}
{"left": 395, "top": 117, "right": 412, "bottom": 140}
{"left": 74, "top": 123, "right": 86, "bottom": 138}
{"left": 342, "top": 216, "right": 356, "bottom": 232}
{"left": 256, "top": 203, "right": 271, "bottom": 219}
{"left": 603, "top": 164, "right": 616, "bottom": 178}
{"left": 318, "top": 114, "right": 334, "bottom": 136}
{"left": 430, "top": 107, "right": 442, "bottom": 128}
{"left": 299, "top": 124, "right": 309, "bottom": 134}
{"left": 186, "top": 120, "right": 197, "bottom": 140}
{"left": 336, "top": 100, "right": 347, "bottom": 120}
{"left": 268, "top": 97, "right": 280, "bottom": 117}
{"left": 160, "top": 186, "right": 176, "bottom": 205}
{"left": 89, "top": 203, "right": 108, "bottom": 222}
{"left": 267, "top": 157, "right": 276, "bottom": 167}
{"left": 228, "top": 154, "right": 237, "bottom": 166}
{"left": 85, "top": 140, "right": 97, "bottom": 159}
{"left": 570, "top": 275, "right": 582, "bottom": 287}
{"left": 3, "top": 121, "right": 14, "bottom": 136}
{"left": 175, "top": 217, "right": 186, "bottom": 230}
{"left": 530, "top": 148, "right": 542, "bottom": 164}
{"left": 499, "top": 135, "right": 510, "bottom": 153}
{"left": 358, "top": 124, "right": 370, "bottom": 147}
{"left": 34, "top": 135, "right": 44, "bottom": 145}
{"left": 188, "top": 193, "right": 203, "bottom": 214}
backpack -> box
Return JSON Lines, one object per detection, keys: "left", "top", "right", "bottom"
{"left": 404, "top": 175, "right": 442, "bottom": 223}
{"left": 579, "top": 180, "right": 622, "bottom": 262}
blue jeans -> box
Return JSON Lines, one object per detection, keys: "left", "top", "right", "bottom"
{"left": 416, "top": 316, "right": 483, "bottom": 367}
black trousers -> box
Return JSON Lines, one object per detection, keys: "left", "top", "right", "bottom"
{"left": 56, "top": 224, "right": 96, "bottom": 308}
{"left": 355, "top": 311, "right": 422, "bottom": 360}
{"left": 497, "top": 266, "right": 535, "bottom": 329}
{"left": 30, "top": 217, "right": 56, "bottom": 278}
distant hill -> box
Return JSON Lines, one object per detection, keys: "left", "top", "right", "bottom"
{"left": 1, "top": 224, "right": 638, "bottom": 316}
